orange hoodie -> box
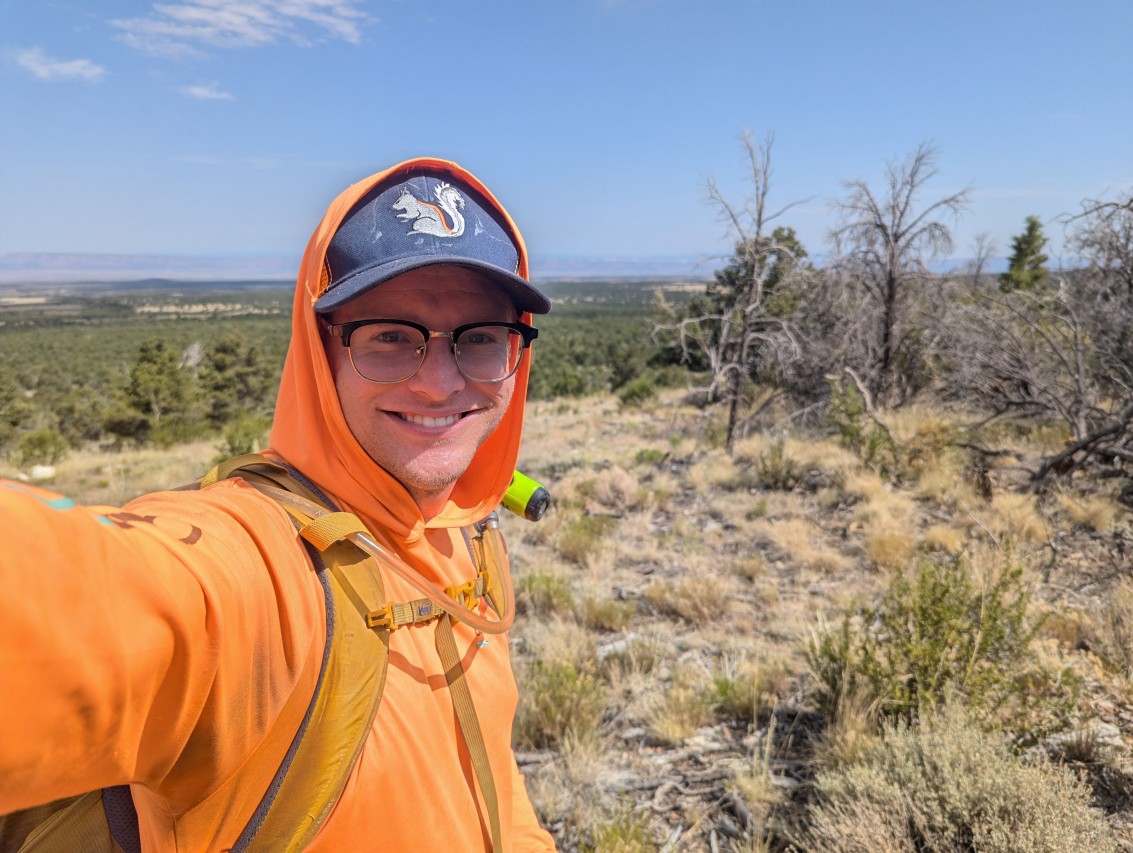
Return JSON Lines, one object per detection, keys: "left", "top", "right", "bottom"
{"left": 0, "top": 158, "right": 556, "bottom": 851}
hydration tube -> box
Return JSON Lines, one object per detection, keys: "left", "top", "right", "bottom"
{"left": 249, "top": 482, "right": 516, "bottom": 635}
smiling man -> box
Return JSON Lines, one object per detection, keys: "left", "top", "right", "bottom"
{"left": 0, "top": 159, "right": 557, "bottom": 851}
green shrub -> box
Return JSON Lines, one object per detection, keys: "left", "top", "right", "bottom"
{"left": 827, "top": 377, "right": 899, "bottom": 479}
{"left": 557, "top": 515, "right": 616, "bottom": 564}
{"left": 798, "top": 706, "right": 1118, "bottom": 853}
{"left": 632, "top": 447, "right": 667, "bottom": 467}
{"left": 710, "top": 667, "right": 763, "bottom": 723}
{"left": 755, "top": 436, "right": 801, "bottom": 490}
{"left": 515, "top": 571, "right": 575, "bottom": 617}
{"left": 580, "top": 595, "right": 634, "bottom": 632}
{"left": 617, "top": 376, "right": 657, "bottom": 408}
{"left": 215, "top": 413, "right": 273, "bottom": 461}
{"left": 514, "top": 660, "right": 605, "bottom": 749}
{"left": 14, "top": 428, "right": 69, "bottom": 467}
{"left": 582, "top": 801, "right": 653, "bottom": 853}
{"left": 807, "top": 548, "right": 1078, "bottom": 747}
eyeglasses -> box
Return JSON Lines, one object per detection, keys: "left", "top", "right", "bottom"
{"left": 324, "top": 318, "right": 539, "bottom": 384}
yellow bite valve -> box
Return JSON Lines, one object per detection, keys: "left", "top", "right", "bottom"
{"left": 502, "top": 471, "right": 550, "bottom": 521}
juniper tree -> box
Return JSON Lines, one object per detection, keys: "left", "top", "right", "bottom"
{"left": 999, "top": 215, "right": 1050, "bottom": 292}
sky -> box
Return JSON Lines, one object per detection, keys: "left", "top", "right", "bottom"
{"left": 1, "top": 0, "right": 1131, "bottom": 278}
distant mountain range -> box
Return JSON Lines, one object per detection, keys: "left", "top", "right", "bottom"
{"left": 0, "top": 252, "right": 725, "bottom": 285}
{"left": 0, "top": 251, "right": 1012, "bottom": 286}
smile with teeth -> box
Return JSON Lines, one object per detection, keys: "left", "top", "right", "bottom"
{"left": 399, "top": 412, "right": 464, "bottom": 428}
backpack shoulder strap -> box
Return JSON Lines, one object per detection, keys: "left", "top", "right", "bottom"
{"left": 2, "top": 455, "right": 390, "bottom": 853}
{"left": 208, "top": 455, "right": 390, "bottom": 853}
{"left": 8, "top": 789, "right": 135, "bottom": 853}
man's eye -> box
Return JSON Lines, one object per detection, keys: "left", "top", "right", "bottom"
{"left": 353, "top": 324, "right": 419, "bottom": 348}
{"left": 461, "top": 328, "right": 508, "bottom": 346}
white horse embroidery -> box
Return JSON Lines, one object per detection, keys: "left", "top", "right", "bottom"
{"left": 392, "top": 183, "right": 466, "bottom": 238}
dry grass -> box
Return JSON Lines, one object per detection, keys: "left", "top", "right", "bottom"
{"left": 515, "top": 396, "right": 1132, "bottom": 849}
{"left": 644, "top": 662, "right": 713, "bottom": 745}
{"left": 920, "top": 523, "right": 968, "bottom": 554}
{"left": 863, "top": 527, "right": 915, "bottom": 570}
{"left": 1058, "top": 489, "right": 1119, "bottom": 532}
{"left": 16, "top": 389, "right": 1133, "bottom": 850}
{"left": 1, "top": 440, "right": 218, "bottom": 505}
{"left": 751, "top": 517, "right": 852, "bottom": 574}
{"left": 985, "top": 492, "right": 1050, "bottom": 542}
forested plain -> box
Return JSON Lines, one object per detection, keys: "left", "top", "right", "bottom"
{"left": 0, "top": 277, "right": 689, "bottom": 463}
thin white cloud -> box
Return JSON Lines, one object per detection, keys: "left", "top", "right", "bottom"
{"left": 179, "top": 81, "right": 234, "bottom": 100}
{"left": 16, "top": 47, "right": 106, "bottom": 81}
{"left": 111, "top": 0, "right": 374, "bottom": 57}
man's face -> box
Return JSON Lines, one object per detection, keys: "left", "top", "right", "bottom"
{"left": 324, "top": 265, "right": 519, "bottom": 515}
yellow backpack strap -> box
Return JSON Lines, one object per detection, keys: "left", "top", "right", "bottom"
{"left": 434, "top": 618, "right": 502, "bottom": 852}
{"left": 203, "top": 457, "right": 390, "bottom": 853}
{"left": 12, "top": 791, "right": 130, "bottom": 853}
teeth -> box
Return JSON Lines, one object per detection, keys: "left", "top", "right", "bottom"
{"left": 402, "top": 413, "right": 460, "bottom": 428}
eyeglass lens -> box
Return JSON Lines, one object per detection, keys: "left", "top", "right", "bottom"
{"left": 348, "top": 322, "right": 523, "bottom": 382}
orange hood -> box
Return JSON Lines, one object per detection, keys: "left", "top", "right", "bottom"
{"left": 268, "top": 158, "right": 534, "bottom": 544}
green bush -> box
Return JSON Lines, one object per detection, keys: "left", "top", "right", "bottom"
{"left": 755, "top": 436, "right": 801, "bottom": 490}
{"left": 515, "top": 571, "right": 575, "bottom": 617}
{"left": 632, "top": 447, "right": 667, "bottom": 467}
{"left": 14, "top": 428, "right": 69, "bottom": 467}
{"left": 798, "top": 706, "right": 1118, "bottom": 853}
{"left": 827, "top": 376, "right": 899, "bottom": 479}
{"left": 616, "top": 376, "right": 657, "bottom": 408}
{"left": 557, "top": 515, "right": 616, "bottom": 565}
{"left": 582, "top": 801, "right": 653, "bottom": 853}
{"left": 807, "top": 548, "right": 1078, "bottom": 747}
{"left": 514, "top": 660, "right": 605, "bottom": 749}
{"left": 215, "top": 413, "right": 273, "bottom": 461}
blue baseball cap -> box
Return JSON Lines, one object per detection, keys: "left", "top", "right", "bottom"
{"left": 314, "top": 165, "right": 550, "bottom": 315}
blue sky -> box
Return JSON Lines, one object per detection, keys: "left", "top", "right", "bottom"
{"left": 1, "top": 0, "right": 1131, "bottom": 275}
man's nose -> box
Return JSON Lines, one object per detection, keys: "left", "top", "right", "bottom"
{"left": 406, "top": 337, "right": 466, "bottom": 396}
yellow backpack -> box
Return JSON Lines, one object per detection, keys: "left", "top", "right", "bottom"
{"left": 0, "top": 454, "right": 506, "bottom": 852}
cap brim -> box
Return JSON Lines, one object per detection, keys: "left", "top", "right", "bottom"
{"left": 313, "top": 256, "right": 551, "bottom": 315}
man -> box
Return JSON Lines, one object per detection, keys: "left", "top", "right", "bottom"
{"left": 0, "top": 158, "right": 557, "bottom": 850}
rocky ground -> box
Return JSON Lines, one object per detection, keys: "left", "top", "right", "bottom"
{"left": 509, "top": 392, "right": 1133, "bottom": 851}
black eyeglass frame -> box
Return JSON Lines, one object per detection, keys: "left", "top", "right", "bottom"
{"left": 323, "top": 317, "right": 539, "bottom": 384}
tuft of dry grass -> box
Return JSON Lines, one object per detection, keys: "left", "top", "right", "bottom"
{"left": 920, "top": 523, "right": 967, "bottom": 555}
{"left": 590, "top": 465, "right": 646, "bottom": 512}
{"left": 644, "top": 663, "right": 713, "bottom": 745}
{"left": 751, "top": 517, "right": 852, "bottom": 574}
{"left": 915, "top": 458, "right": 981, "bottom": 510}
{"left": 811, "top": 685, "right": 882, "bottom": 771}
{"left": 1083, "top": 579, "right": 1133, "bottom": 677}
{"left": 863, "top": 527, "right": 915, "bottom": 570}
{"left": 644, "top": 571, "right": 735, "bottom": 627}
{"left": 687, "top": 449, "right": 751, "bottom": 493}
{"left": 709, "top": 655, "right": 790, "bottom": 725}
{"left": 1058, "top": 490, "right": 1118, "bottom": 532}
{"left": 985, "top": 492, "right": 1050, "bottom": 542}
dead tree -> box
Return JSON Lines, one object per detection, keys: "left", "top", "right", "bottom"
{"left": 831, "top": 143, "right": 970, "bottom": 407}
{"left": 658, "top": 131, "right": 806, "bottom": 452}
{"left": 940, "top": 277, "right": 1133, "bottom": 486}
{"left": 1068, "top": 190, "right": 1133, "bottom": 298}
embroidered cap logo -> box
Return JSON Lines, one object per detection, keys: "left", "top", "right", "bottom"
{"left": 392, "top": 182, "right": 466, "bottom": 238}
